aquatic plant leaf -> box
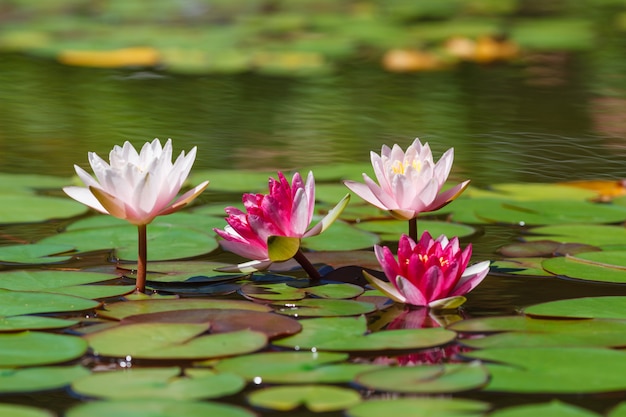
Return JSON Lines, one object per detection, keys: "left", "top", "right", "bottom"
{"left": 0, "top": 194, "right": 87, "bottom": 223}
{"left": 0, "top": 331, "right": 88, "bottom": 366}
{"left": 489, "top": 400, "right": 601, "bottom": 417}
{"left": 511, "top": 19, "right": 594, "bottom": 50}
{"left": 86, "top": 323, "right": 267, "bottom": 360}
{"left": 241, "top": 282, "right": 363, "bottom": 301}
{"left": 273, "top": 315, "right": 456, "bottom": 352}
{"left": 120, "top": 309, "right": 302, "bottom": 340}
{"left": 524, "top": 296, "right": 626, "bottom": 319}
{"left": 610, "top": 402, "right": 626, "bottom": 417}
{"left": 272, "top": 298, "right": 376, "bottom": 317}
{"left": 346, "top": 397, "right": 490, "bottom": 417}
{"left": 247, "top": 384, "right": 361, "bottom": 412}
{"left": 0, "top": 403, "right": 56, "bottom": 417}
{"left": 474, "top": 183, "right": 597, "bottom": 201}
{"left": 0, "top": 243, "right": 74, "bottom": 264}
{"left": 490, "top": 258, "right": 553, "bottom": 276}
{"left": 267, "top": 235, "right": 301, "bottom": 261}
{"left": 189, "top": 169, "right": 274, "bottom": 193}
{"left": 355, "top": 362, "right": 489, "bottom": 393}
{"left": 354, "top": 219, "right": 476, "bottom": 241}
{"left": 118, "top": 261, "right": 245, "bottom": 283}
{"left": 97, "top": 298, "right": 271, "bottom": 321}
{"left": 0, "top": 289, "right": 100, "bottom": 316}
{"left": 449, "top": 315, "right": 626, "bottom": 333}
{"left": 0, "top": 315, "right": 78, "bottom": 332}
{"left": 65, "top": 399, "right": 256, "bottom": 417}
{"left": 0, "top": 365, "right": 89, "bottom": 393}
{"left": 53, "top": 285, "right": 136, "bottom": 299}
{"left": 463, "top": 347, "right": 626, "bottom": 393}
{"left": 302, "top": 220, "right": 379, "bottom": 251}
{"left": 523, "top": 224, "right": 626, "bottom": 246}
{"left": 0, "top": 269, "right": 118, "bottom": 290}
{"left": 497, "top": 240, "right": 600, "bottom": 258}
{"left": 71, "top": 367, "right": 245, "bottom": 400}
{"left": 542, "top": 251, "right": 626, "bottom": 283}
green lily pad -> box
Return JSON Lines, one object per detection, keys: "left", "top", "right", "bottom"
{"left": 117, "top": 261, "right": 244, "bottom": 283}
{"left": 53, "top": 284, "right": 136, "bottom": 299}
{"left": 41, "top": 218, "right": 218, "bottom": 261}
{"left": 273, "top": 315, "right": 456, "bottom": 352}
{"left": 610, "top": 402, "right": 626, "bottom": 417}
{"left": 0, "top": 194, "right": 87, "bottom": 223}
{"left": 0, "top": 403, "right": 56, "bottom": 417}
{"left": 0, "top": 365, "right": 89, "bottom": 393}
{"left": 524, "top": 296, "right": 626, "bottom": 319}
{"left": 86, "top": 322, "right": 267, "bottom": 359}
{"left": 346, "top": 397, "right": 490, "bottom": 417}
{"left": 189, "top": 169, "right": 273, "bottom": 193}
{"left": 302, "top": 220, "right": 380, "bottom": 251}
{"left": 97, "top": 298, "right": 271, "bottom": 321}
{"left": 472, "top": 183, "right": 596, "bottom": 201}
{"left": 355, "top": 219, "right": 476, "bottom": 241}
{"left": 65, "top": 399, "right": 256, "bottom": 417}
{"left": 247, "top": 384, "right": 361, "bottom": 412}
{"left": 0, "top": 172, "right": 73, "bottom": 191}
{"left": 497, "top": 240, "right": 600, "bottom": 258}
{"left": 0, "top": 331, "right": 88, "bottom": 366}
{"left": 490, "top": 258, "right": 554, "bottom": 276}
{"left": 463, "top": 347, "right": 626, "bottom": 393}
{"left": 0, "top": 289, "right": 100, "bottom": 316}
{"left": 511, "top": 19, "right": 593, "bottom": 50}
{"left": 488, "top": 400, "right": 601, "bottom": 417}
{"left": 0, "top": 243, "right": 74, "bottom": 264}
{"left": 0, "top": 270, "right": 122, "bottom": 297}
{"left": 120, "top": 309, "right": 302, "bottom": 340}
{"left": 272, "top": 298, "right": 376, "bottom": 317}
{"left": 542, "top": 251, "right": 626, "bottom": 283}
{"left": 355, "top": 362, "right": 489, "bottom": 393}
{"left": 0, "top": 315, "right": 79, "bottom": 332}
{"left": 213, "top": 351, "right": 378, "bottom": 383}
{"left": 241, "top": 282, "right": 363, "bottom": 301}
{"left": 524, "top": 224, "right": 626, "bottom": 247}
{"left": 71, "top": 367, "right": 245, "bottom": 400}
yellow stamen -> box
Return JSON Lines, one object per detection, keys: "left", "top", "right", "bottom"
{"left": 391, "top": 159, "right": 421, "bottom": 175}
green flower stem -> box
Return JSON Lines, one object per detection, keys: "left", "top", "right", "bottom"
{"left": 136, "top": 224, "right": 147, "bottom": 293}
{"left": 409, "top": 217, "right": 418, "bottom": 241}
{"left": 293, "top": 248, "right": 321, "bottom": 280}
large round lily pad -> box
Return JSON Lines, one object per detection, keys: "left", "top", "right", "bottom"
{"left": 0, "top": 289, "right": 100, "bottom": 316}
{"left": 247, "top": 384, "right": 361, "bottom": 412}
{"left": 0, "top": 365, "right": 89, "bottom": 393}
{"left": 272, "top": 298, "right": 376, "bottom": 317}
{"left": 0, "top": 243, "right": 74, "bottom": 264}
{"left": 346, "top": 397, "right": 490, "bottom": 417}
{"left": 0, "top": 403, "right": 56, "bottom": 417}
{"left": 65, "top": 399, "right": 256, "bottom": 417}
{"left": 0, "top": 331, "right": 88, "bottom": 367}
{"left": 488, "top": 400, "right": 601, "bottom": 417}
{"left": 0, "top": 316, "right": 79, "bottom": 332}
{"left": 542, "top": 251, "right": 626, "bottom": 284}
{"left": 523, "top": 296, "right": 626, "bottom": 319}
{"left": 71, "top": 367, "right": 245, "bottom": 400}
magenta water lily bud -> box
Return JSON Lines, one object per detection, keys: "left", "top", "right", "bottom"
{"left": 364, "top": 232, "right": 490, "bottom": 309}
{"left": 215, "top": 171, "right": 349, "bottom": 275}
{"left": 63, "top": 138, "right": 209, "bottom": 226}
{"left": 344, "top": 138, "right": 469, "bottom": 220}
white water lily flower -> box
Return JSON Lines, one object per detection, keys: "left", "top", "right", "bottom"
{"left": 64, "top": 138, "right": 208, "bottom": 226}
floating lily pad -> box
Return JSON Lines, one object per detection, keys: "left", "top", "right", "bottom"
{"left": 0, "top": 289, "right": 100, "bottom": 316}
{"left": 542, "top": 251, "right": 626, "bottom": 284}
{"left": 524, "top": 224, "right": 626, "bottom": 247}
{"left": 0, "top": 243, "right": 74, "bottom": 264}
{"left": 490, "top": 258, "right": 554, "bottom": 276}
{"left": 0, "top": 315, "right": 79, "bottom": 332}
{"left": 0, "top": 365, "right": 89, "bottom": 393}
{"left": 463, "top": 347, "right": 626, "bottom": 393}
{"left": 241, "top": 282, "right": 363, "bottom": 301}
{"left": 0, "top": 331, "right": 88, "bottom": 367}
{"left": 247, "top": 384, "right": 361, "bottom": 412}
{"left": 97, "top": 298, "right": 271, "bottom": 321}
{"left": 71, "top": 367, "right": 245, "bottom": 400}
{"left": 346, "top": 397, "right": 490, "bottom": 417}
{"left": 213, "top": 351, "right": 378, "bottom": 384}
{"left": 272, "top": 298, "right": 376, "bottom": 317}
{"left": 273, "top": 315, "right": 456, "bottom": 352}
{"left": 354, "top": 219, "right": 476, "bottom": 241}
{"left": 355, "top": 362, "right": 489, "bottom": 393}
{"left": 120, "top": 309, "right": 302, "bottom": 340}
{"left": 189, "top": 169, "right": 274, "bottom": 193}
{"left": 0, "top": 194, "right": 87, "bottom": 223}
{"left": 86, "top": 322, "right": 267, "bottom": 360}
{"left": 488, "top": 400, "right": 601, "bottom": 417}
{"left": 610, "top": 402, "right": 626, "bottom": 417}
{"left": 302, "top": 220, "right": 380, "bottom": 251}
{"left": 41, "top": 219, "right": 218, "bottom": 261}
{"left": 472, "top": 183, "right": 596, "bottom": 201}
{"left": 0, "top": 403, "right": 55, "bottom": 417}
{"left": 497, "top": 240, "right": 600, "bottom": 258}
{"left": 65, "top": 399, "right": 256, "bottom": 417}
{"left": 523, "top": 296, "right": 626, "bottom": 319}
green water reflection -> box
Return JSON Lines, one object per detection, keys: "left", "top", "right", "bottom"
{"left": 2, "top": 49, "right": 626, "bottom": 186}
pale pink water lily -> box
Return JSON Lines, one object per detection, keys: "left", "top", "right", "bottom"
{"left": 364, "top": 232, "right": 490, "bottom": 309}
{"left": 215, "top": 171, "right": 349, "bottom": 277}
{"left": 63, "top": 138, "right": 209, "bottom": 293}
{"left": 63, "top": 138, "right": 208, "bottom": 226}
{"left": 344, "top": 138, "right": 469, "bottom": 221}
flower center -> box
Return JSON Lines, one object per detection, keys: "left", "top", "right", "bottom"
{"left": 417, "top": 254, "right": 450, "bottom": 268}
{"left": 391, "top": 159, "right": 421, "bottom": 175}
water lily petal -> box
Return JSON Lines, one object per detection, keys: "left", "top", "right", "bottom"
{"left": 362, "top": 270, "right": 406, "bottom": 303}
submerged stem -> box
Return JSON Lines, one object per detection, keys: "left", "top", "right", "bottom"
{"left": 136, "top": 224, "right": 147, "bottom": 293}
{"left": 409, "top": 217, "right": 418, "bottom": 241}
{"left": 293, "top": 248, "right": 321, "bottom": 280}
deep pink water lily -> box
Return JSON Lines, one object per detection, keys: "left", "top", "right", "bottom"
{"left": 63, "top": 138, "right": 208, "bottom": 293}
{"left": 344, "top": 138, "right": 469, "bottom": 221}
{"left": 215, "top": 171, "right": 349, "bottom": 277}
{"left": 364, "top": 232, "right": 490, "bottom": 309}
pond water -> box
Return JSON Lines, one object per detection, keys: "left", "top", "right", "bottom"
{"left": 2, "top": 46, "right": 626, "bottom": 417}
